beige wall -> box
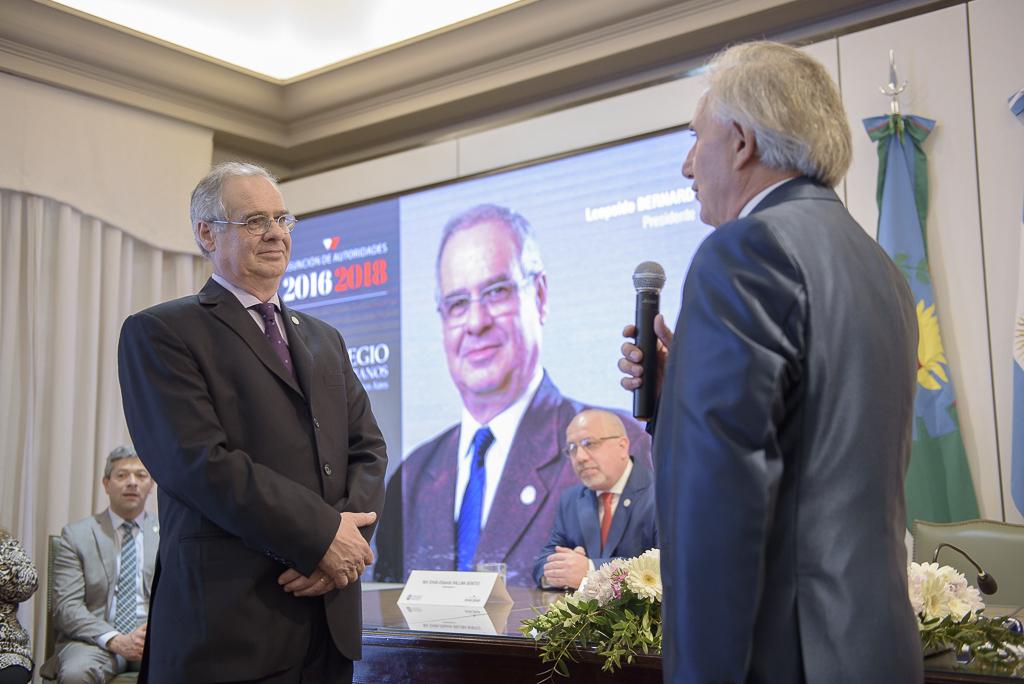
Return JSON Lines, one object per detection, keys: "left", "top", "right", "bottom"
{"left": 282, "top": 0, "right": 1024, "bottom": 523}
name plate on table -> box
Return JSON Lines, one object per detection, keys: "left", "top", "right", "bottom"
{"left": 397, "top": 570, "right": 513, "bottom": 607}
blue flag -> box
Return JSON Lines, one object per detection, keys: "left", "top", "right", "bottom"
{"left": 1010, "top": 87, "right": 1024, "bottom": 519}
{"left": 864, "top": 114, "right": 979, "bottom": 529}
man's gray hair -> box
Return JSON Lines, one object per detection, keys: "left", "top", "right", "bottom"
{"left": 190, "top": 161, "right": 281, "bottom": 258}
{"left": 104, "top": 444, "right": 139, "bottom": 479}
{"left": 435, "top": 204, "right": 545, "bottom": 291}
{"left": 702, "top": 42, "right": 852, "bottom": 188}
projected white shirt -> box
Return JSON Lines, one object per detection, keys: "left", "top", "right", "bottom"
{"left": 453, "top": 366, "right": 545, "bottom": 527}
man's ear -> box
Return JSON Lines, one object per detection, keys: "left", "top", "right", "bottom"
{"left": 533, "top": 271, "right": 549, "bottom": 325}
{"left": 731, "top": 121, "right": 758, "bottom": 170}
{"left": 196, "top": 220, "right": 217, "bottom": 253}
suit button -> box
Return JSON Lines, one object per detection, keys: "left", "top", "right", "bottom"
{"left": 314, "top": 417, "right": 320, "bottom": 428}
{"left": 324, "top": 463, "right": 332, "bottom": 475}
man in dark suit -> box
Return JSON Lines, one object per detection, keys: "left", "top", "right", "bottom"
{"left": 117, "top": 162, "right": 387, "bottom": 684}
{"left": 374, "top": 205, "right": 651, "bottom": 586}
{"left": 41, "top": 446, "right": 157, "bottom": 684}
{"left": 532, "top": 409, "right": 657, "bottom": 589}
{"left": 619, "top": 42, "right": 923, "bottom": 683}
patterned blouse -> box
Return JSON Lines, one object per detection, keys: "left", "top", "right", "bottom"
{"left": 0, "top": 533, "right": 37, "bottom": 672}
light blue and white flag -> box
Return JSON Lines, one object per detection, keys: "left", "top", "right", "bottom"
{"left": 1010, "top": 87, "right": 1024, "bottom": 518}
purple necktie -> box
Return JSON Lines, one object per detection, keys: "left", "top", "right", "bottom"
{"left": 253, "top": 303, "right": 297, "bottom": 382}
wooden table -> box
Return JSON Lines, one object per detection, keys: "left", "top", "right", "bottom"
{"left": 357, "top": 584, "right": 1021, "bottom": 683}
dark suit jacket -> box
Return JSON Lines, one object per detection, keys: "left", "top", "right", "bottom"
{"left": 39, "top": 510, "right": 158, "bottom": 679}
{"left": 376, "top": 373, "right": 651, "bottom": 586}
{"left": 117, "top": 278, "right": 387, "bottom": 683}
{"left": 654, "top": 177, "right": 923, "bottom": 683}
{"left": 531, "top": 460, "right": 657, "bottom": 587}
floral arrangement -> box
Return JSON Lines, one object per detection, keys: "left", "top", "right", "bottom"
{"left": 909, "top": 562, "right": 1024, "bottom": 675}
{"left": 519, "top": 548, "right": 662, "bottom": 679}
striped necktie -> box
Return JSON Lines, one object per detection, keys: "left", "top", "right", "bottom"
{"left": 456, "top": 428, "right": 495, "bottom": 571}
{"left": 114, "top": 520, "right": 137, "bottom": 634}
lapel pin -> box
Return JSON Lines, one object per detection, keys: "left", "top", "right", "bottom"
{"left": 623, "top": 499, "right": 631, "bottom": 507}
{"left": 291, "top": 316, "right": 300, "bottom": 325}
{"left": 520, "top": 485, "right": 537, "bottom": 505}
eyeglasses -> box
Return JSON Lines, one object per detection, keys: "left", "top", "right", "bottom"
{"left": 438, "top": 275, "right": 537, "bottom": 323}
{"left": 210, "top": 215, "right": 297, "bottom": 235}
{"left": 563, "top": 436, "right": 622, "bottom": 459}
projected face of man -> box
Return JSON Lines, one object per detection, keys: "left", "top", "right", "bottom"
{"left": 438, "top": 220, "right": 548, "bottom": 425}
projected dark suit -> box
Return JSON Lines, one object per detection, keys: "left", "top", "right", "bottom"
{"left": 531, "top": 459, "right": 657, "bottom": 588}
{"left": 377, "top": 372, "right": 650, "bottom": 586}
{"left": 655, "top": 177, "right": 922, "bottom": 683}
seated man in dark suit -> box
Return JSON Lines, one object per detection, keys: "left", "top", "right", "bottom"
{"left": 40, "top": 445, "right": 157, "bottom": 684}
{"left": 533, "top": 409, "right": 657, "bottom": 589}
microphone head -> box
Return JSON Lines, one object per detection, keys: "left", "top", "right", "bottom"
{"left": 633, "top": 261, "right": 666, "bottom": 293}
{"left": 977, "top": 572, "right": 998, "bottom": 596}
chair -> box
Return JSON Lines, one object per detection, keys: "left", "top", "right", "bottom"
{"left": 912, "top": 519, "right": 1024, "bottom": 610}
{"left": 45, "top": 534, "right": 139, "bottom": 682}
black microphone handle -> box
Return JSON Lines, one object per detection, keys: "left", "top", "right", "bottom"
{"left": 633, "top": 290, "right": 660, "bottom": 421}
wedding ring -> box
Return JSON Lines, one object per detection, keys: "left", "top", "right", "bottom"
{"left": 319, "top": 576, "right": 327, "bottom": 585}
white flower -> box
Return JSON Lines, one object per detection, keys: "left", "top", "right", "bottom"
{"left": 625, "top": 548, "right": 662, "bottom": 602}
{"left": 907, "top": 562, "right": 985, "bottom": 625}
{"left": 576, "top": 558, "right": 625, "bottom": 607}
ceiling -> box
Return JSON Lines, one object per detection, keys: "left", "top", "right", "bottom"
{"left": 1, "top": 0, "right": 954, "bottom": 181}
{"left": 45, "top": 0, "right": 524, "bottom": 80}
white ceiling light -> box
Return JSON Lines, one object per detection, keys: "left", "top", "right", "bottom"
{"left": 48, "top": 0, "right": 522, "bottom": 80}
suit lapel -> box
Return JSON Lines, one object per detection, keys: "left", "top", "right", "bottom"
{"left": 142, "top": 512, "right": 158, "bottom": 594}
{"left": 604, "top": 462, "right": 646, "bottom": 556}
{"left": 198, "top": 279, "right": 304, "bottom": 397}
{"left": 280, "top": 304, "right": 314, "bottom": 400}
{"left": 477, "top": 375, "right": 566, "bottom": 562}
{"left": 93, "top": 510, "right": 118, "bottom": 589}
{"left": 576, "top": 489, "right": 602, "bottom": 557}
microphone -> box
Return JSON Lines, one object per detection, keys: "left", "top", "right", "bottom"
{"left": 632, "top": 262, "right": 666, "bottom": 421}
{"left": 932, "top": 543, "right": 998, "bottom": 595}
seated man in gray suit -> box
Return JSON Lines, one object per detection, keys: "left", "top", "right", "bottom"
{"left": 533, "top": 409, "right": 657, "bottom": 589}
{"left": 40, "top": 445, "right": 157, "bottom": 684}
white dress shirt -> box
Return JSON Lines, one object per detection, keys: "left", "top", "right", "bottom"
{"left": 453, "top": 366, "right": 545, "bottom": 527}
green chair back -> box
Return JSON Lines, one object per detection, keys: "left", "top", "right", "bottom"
{"left": 913, "top": 519, "right": 1024, "bottom": 610}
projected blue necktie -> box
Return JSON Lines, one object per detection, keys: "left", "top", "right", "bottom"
{"left": 456, "top": 427, "right": 495, "bottom": 571}
{"left": 114, "top": 521, "right": 137, "bottom": 635}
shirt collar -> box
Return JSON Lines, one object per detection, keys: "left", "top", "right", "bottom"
{"left": 212, "top": 273, "right": 283, "bottom": 311}
{"left": 460, "top": 365, "right": 544, "bottom": 448}
{"left": 599, "top": 457, "right": 633, "bottom": 496}
{"left": 738, "top": 176, "right": 797, "bottom": 219}
{"left": 108, "top": 509, "right": 145, "bottom": 530}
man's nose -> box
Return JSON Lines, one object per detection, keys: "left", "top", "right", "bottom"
{"left": 263, "top": 218, "right": 286, "bottom": 240}
{"left": 681, "top": 146, "right": 696, "bottom": 180}
{"left": 464, "top": 297, "right": 492, "bottom": 333}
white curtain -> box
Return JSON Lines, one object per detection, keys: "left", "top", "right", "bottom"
{"left": 0, "top": 188, "right": 209, "bottom": 675}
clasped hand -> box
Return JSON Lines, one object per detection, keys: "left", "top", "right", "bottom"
{"left": 543, "top": 546, "right": 590, "bottom": 590}
{"left": 106, "top": 623, "right": 146, "bottom": 661}
{"left": 278, "top": 511, "right": 376, "bottom": 597}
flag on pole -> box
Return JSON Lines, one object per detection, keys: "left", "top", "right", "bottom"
{"left": 1010, "top": 87, "right": 1024, "bottom": 519}
{"left": 864, "top": 113, "right": 979, "bottom": 530}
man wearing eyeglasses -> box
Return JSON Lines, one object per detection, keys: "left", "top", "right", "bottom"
{"left": 375, "top": 204, "right": 651, "bottom": 586}
{"left": 117, "top": 162, "right": 387, "bottom": 684}
{"left": 531, "top": 409, "right": 657, "bottom": 589}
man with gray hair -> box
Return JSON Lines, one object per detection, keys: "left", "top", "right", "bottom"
{"left": 619, "top": 42, "right": 923, "bottom": 682}
{"left": 41, "top": 445, "right": 157, "bottom": 684}
{"left": 118, "top": 162, "right": 387, "bottom": 683}
{"left": 375, "top": 204, "right": 651, "bottom": 586}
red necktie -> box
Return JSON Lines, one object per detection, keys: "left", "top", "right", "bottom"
{"left": 600, "top": 492, "right": 613, "bottom": 553}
